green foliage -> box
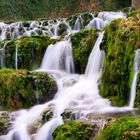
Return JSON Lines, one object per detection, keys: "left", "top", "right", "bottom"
{"left": 100, "top": 13, "right": 140, "bottom": 106}
{"left": 99, "top": 0, "right": 131, "bottom": 11}
{"left": 53, "top": 120, "right": 96, "bottom": 140}
{"left": 0, "top": 0, "right": 131, "bottom": 20}
{"left": 97, "top": 116, "right": 140, "bottom": 140}
{"left": 0, "top": 68, "right": 57, "bottom": 110}
{"left": 71, "top": 29, "right": 97, "bottom": 73}
{"left": 2, "top": 35, "right": 57, "bottom": 70}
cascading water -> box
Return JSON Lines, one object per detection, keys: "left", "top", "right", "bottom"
{"left": 0, "top": 47, "right": 5, "bottom": 69}
{"left": 15, "top": 44, "right": 18, "bottom": 69}
{"left": 0, "top": 11, "right": 134, "bottom": 140}
{"left": 73, "top": 16, "right": 83, "bottom": 31}
{"left": 129, "top": 49, "right": 140, "bottom": 108}
{"left": 40, "top": 40, "right": 74, "bottom": 73}
{"left": 0, "top": 42, "right": 9, "bottom": 69}
{"left": 85, "top": 32, "right": 104, "bottom": 77}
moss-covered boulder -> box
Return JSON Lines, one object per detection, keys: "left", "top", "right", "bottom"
{"left": 97, "top": 116, "right": 140, "bottom": 140}
{"left": 135, "top": 72, "right": 140, "bottom": 108}
{"left": 0, "top": 69, "right": 57, "bottom": 110}
{"left": 53, "top": 120, "right": 98, "bottom": 140}
{"left": 71, "top": 29, "right": 97, "bottom": 73}
{"left": 100, "top": 11, "right": 140, "bottom": 106}
{"left": 1, "top": 35, "right": 57, "bottom": 70}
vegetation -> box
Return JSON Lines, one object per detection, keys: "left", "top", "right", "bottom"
{"left": 135, "top": 72, "right": 140, "bottom": 108}
{"left": 53, "top": 120, "right": 97, "bottom": 140}
{"left": 0, "top": 35, "right": 57, "bottom": 70}
{"left": 100, "top": 11, "right": 140, "bottom": 106}
{"left": 97, "top": 116, "right": 140, "bottom": 140}
{"left": 71, "top": 29, "right": 97, "bottom": 73}
{"left": 0, "top": 0, "right": 131, "bottom": 20}
{"left": 99, "top": 0, "right": 131, "bottom": 11}
{"left": 0, "top": 69, "right": 57, "bottom": 110}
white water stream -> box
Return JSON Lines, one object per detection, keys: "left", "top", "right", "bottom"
{"left": 40, "top": 40, "right": 74, "bottom": 73}
{"left": 0, "top": 12, "right": 136, "bottom": 140}
{"left": 15, "top": 44, "right": 18, "bottom": 69}
{"left": 129, "top": 49, "right": 140, "bottom": 107}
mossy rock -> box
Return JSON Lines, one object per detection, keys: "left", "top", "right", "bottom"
{"left": 1, "top": 35, "right": 57, "bottom": 70}
{"left": 135, "top": 72, "right": 140, "bottom": 108}
{"left": 53, "top": 120, "right": 98, "bottom": 140}
{"left": 0, "top": 111, "right": 11, "bottom": 135}
{"left": 0, "top": 69, "right": 57, "bottom": 110}
{"left": 100, "top": 11, "right": 140, "bottom": 106}
{"left": 71, "top": 29, "right": 97, "bottom": 73}
{"left": 58, "top": 22, "right": 68, "bottom": 36}
{"left": 68, "top": 14, "right": 80, "bottom": 29}
{"left": 96, "top": 116, "right": 140, "bottom": 140}
{"left": 81, "top": 12, "right": 93, "bottom": 27}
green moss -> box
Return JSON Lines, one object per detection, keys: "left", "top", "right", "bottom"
{"left": 135, "top": 72, "right": 140, "bottom": 108}
{"left": 0, "top": 112, "right": 10, "bottom": 135}
{"left": 71, "top": 29, "right": 97, "bottom": 73}
{"left": 53, "top": 120, "right": 96, "bottom": 140}
{"left": 2, "top": 35, "right": 57, "bottom": 70}
{"left": 0, "top": 68, "right": 57, "bottom": 110}
{"left": 96, "top": 116, "right": 140, "bottom": 140}
{"left": 100, "top": 13, "right": 140, "bottom": 106}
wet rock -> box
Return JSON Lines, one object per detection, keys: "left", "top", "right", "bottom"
{"left": 42, "top": 21, "right": 49, "bottom": 26}
{"left": 22, "top": 22, "right": 30, "bottom": 28}
{"left": 61, "top": 108, "right": 81, "bottom": 121}
{"left": 58, "top": 22, "right": 68, "bottom": 36}
{"left": 81, "top": 12, "right": 93, "bottom": 27}
{"left": 0, "top": 111, "right": 12, "bottom": 135}
{"left": 34, "top": 28, "right": 43, "bottom": 35}
{"left": 41, "top": 103, "right": 55, "bottom": 123}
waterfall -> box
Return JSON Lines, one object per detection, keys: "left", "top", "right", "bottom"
{"left": 0, "top": 42, "right": 8, "bottom": 69}
{"left": 40, "top": 40, "right": 74, "bottom": 73}
{"left": 129, "top": 49, "right": 140, "bottom": 108}
{"left": 15, "top": 44, "right": 18, "bottom": 69}
{"left": 0, "top": 47, "right": 5, "bottom": 69}
{"left": 53, "top": 20, "right": 60, "bottom": 37}
{"left": 85, "top": 32, "right": 104, "bottom": 77}
{"left": 35, "top": 117, "right": 63, "bottom": 140}
{"left": 0, "top": 11, "right": 135, "bottom": 140}
{"left": 74, "top": 16, "right": 83, "bottom": 30}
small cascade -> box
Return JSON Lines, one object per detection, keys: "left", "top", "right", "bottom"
{"left": 74, "top": 16, "right": 83, "bottom": 30}
{"left": 35, "top": 117, "right": 63, "bottom": 140}
{"left": 87, "top": 18, "right": 105, "bottom": 30}
{"left": 15, "top": 44, "right": 18, "bottom": 69}
{"left": 85, "top": 32, "right": 104, "bottom": 77}
{"left": 86, "top": 12, "right": 126, "bottom": 30}
{"left": 0, "top": 48, "right": 5, "bottom": 69}
{"left": 53, "top": 20, "right": 60, "bottom": 37}
{"left": 0, "top": 42, "right": 8, "bottom": 69}
{"left": 40, "top": 40, "right": 74, "bottom": 73}
{"left": 129, "top": 49, "right": 140, "bottom": 108}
